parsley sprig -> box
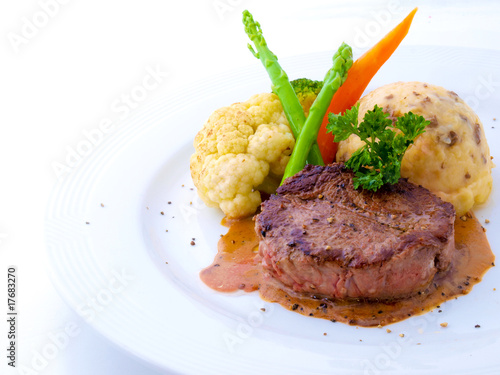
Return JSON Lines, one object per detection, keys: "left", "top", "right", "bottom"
{"left": 327, "top": 104, "right": 429, "bottom": 191}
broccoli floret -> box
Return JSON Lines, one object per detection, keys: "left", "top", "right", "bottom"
{"left": 291, "top": 78, "right": 323, "bottom": 96}
{"left": 290, "top": 78, "right": 323, "bottom": 115}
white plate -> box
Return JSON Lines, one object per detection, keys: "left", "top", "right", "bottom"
{"left": 46, "top": 46, "right": 500, "bottom": 375}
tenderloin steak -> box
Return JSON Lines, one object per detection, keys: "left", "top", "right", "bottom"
{"left": 255, "top": 163, "right": 456, "bottom": 301}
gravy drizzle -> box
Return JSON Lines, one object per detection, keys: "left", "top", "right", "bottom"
{"left": 200, "top": 213, "right": 495, "bottom": 326}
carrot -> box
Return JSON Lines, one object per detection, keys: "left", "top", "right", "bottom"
{"left": 317, "top": 7, "right": 418, "bottom": 164}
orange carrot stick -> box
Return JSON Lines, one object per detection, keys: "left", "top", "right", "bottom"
{"left": 317, "top": 7, "right": 418, "bottom": 164}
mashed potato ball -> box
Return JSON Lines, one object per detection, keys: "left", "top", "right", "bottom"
{"left": 336, "top": 81, "right": 494, "bottom": 216}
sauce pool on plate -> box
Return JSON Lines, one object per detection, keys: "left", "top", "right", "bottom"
{"left": 200, "top": 217, "right": 261, "bottom": 293}
{"left": 200, "top": 213, "right": 495, "bottom": 326}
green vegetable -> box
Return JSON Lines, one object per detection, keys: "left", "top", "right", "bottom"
{"left": 291, "top": 78, "right": 323, "bottom": 98}
{"left": 327, "top": 104, "right": 429, "bottom": 191}
{"left": 282, "top": 43, "right": 353, "bottom": 183}
{"left": 242, "top": 10, "right": 323, "bottom": 166}
{"left": 290, "top": 78, "right": 323, "bottom": 115}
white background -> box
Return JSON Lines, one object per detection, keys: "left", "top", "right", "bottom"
{"left": 1, "top": 0, "right": 500, "bottom": 374}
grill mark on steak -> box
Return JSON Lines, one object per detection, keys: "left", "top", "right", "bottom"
{"left": 255, "top": 163, "right": 456, "bottom": 301}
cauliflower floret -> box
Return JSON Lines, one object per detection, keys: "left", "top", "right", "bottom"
{"left": 190, "top": 93, "right": 296, "bottom": 218}
{"left": 248, "top": 124, "right": 295, "bottom": 176}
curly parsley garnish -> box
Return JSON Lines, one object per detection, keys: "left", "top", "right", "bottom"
{"left": 327, "top": 104, "right": 429, "bottom": 191}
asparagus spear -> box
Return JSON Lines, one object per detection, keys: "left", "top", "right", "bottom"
{"left": 282, "top": 43, "right": 353, "bottom": 183}
{"left": 243, "top": 10, "right": 324, "bottom": 166}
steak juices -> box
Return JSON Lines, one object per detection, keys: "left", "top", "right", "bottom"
{"left": 201, "top": 163, "right": 494, "bottom": 326}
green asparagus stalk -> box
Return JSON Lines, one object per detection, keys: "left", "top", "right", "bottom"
{"left": 242, "top": 10, "right": 324, "bottom": 166}
{"left": 281, "top": 43, "right": 353, "bottom": 183}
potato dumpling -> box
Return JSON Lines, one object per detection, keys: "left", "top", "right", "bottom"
{"left": 336, "top": 81, "right": 494, "bottom": 216}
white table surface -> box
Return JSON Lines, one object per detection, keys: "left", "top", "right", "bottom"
{"left": 1, "top": 1, "right": 500, "bottom": 374}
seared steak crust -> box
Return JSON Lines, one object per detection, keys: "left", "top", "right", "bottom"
{"left": 255, "top": 163, "right": 456, "bottom": 300}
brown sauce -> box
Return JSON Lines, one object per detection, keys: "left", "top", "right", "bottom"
{"left": 200, "top": 213, "right": 495, "bottom": 327}
{"left": 200, "top": 217, "right": 261, "bottom": 293}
